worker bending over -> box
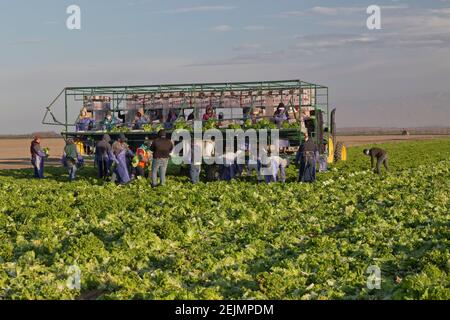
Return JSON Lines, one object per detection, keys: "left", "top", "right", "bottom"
{"left": 363, "top": 148, "right": 389, "bottom": 175}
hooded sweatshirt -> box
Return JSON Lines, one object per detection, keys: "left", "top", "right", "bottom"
{"left": 64, "top": 140, "right": 78, "bottom": 160}
{"left": 96, "top": 134, "right": 112, "bottom": 158}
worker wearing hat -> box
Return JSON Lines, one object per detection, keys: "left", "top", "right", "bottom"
{"left": 133, "top": 111, "right": 148, "bottom": 130}
{"left": 295, "top": 132, "right": 319, "bottom": 183}
{"left": 111, "top": 133, "right": 133, "bottom": 185}
{"left": 63, "top": 138, "right": 80, "bottom": 181}
{"left": 363, "top": 147, "right": 389, "bottom": 175}
{"left": 101, "top": 111, "right": 120, "bottom": 131}
{"left": 95, "top": 134, "right": 113, "bottom": 180}
{"left": 30, "top": 135, "right": 47, "bottom": 179}
{"left": 150, "top": 130, "right": 174, "bottom": 187}
{"left": 273, "top": 103, "right": 288, "bottom": 128}
{"left": 133, "top": 137, "right": 152, "bottom": 178}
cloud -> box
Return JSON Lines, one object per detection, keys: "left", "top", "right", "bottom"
{"left": 233, "top": 44, "right": 262, "bottom": 51}
{"left": 163, "top": 6, "right": 237, "bottom": 14}
{"left": 293, "top": 34, "right": 379, "bottom": 52}
{"left": 311, "top": 6, "right": 358, "bottom": 16}
{"left": 8, "top": 39, "right": 47, "bottom": 46}
{"left": 292, "top": 31, "right": 450, "bottom": 52}
{"left": 382, "top": 12, "right": 450, "bottom": 36}
{"left": 185, "top": 50, "right": 287, "bottom": 67}
{"left": 243, "top": 25, "right": 271, "bottom": 31}
{"left": 276, "top": 5, "right": 407, "bottom": 18}
{"left": 211, "top": 25, "right": 232, "bottom": 32}
{"left": 318, "top": 4, "right": 450, "bottom": 49}
{"left": 429, "top": 8, "right": 450, "bottom": 15}
{"left": 126, "top": 0, "right": 153, "bottom": 6}
{"left": 275, "top": 10, "right": 305, "bottom": 18}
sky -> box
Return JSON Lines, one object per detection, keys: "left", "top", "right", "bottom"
{"left": 0, "top": 0, "right": 449, "bottom": 134}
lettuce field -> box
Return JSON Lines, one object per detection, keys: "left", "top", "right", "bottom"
{"left": 0, "top": 139, "right": 449, "bottom": 300}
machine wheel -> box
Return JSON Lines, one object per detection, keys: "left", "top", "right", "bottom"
{"left": 327, "top": 138, "right": 334, "bottom": 164}
{"left": 206, "top": 165, "right": 221, "bottom": 182}
{"left": 334, "top": 142, "right": 347, "bottom": 162}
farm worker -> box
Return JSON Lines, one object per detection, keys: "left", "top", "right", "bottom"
{"left": 150, "top": 130, "right": 174, "bottom": 188}
{"left": 101, "top": 111, "right": 120, "bottom": 131}
{"left": 95, "top": 134, "right": 113, "bottom": 180}
{"left": 166, "top": 109, "right": 178, "bottom": 129}
{"left": 186, "top": 112, "right": 195, "bottom": 121}
{"left": 221, "top": 151, "right": 236, "bottom": 181}
{"left": 273, "top": 103, "right": 288, "bottom": 128}
{"left": 30, "top": 136, "right": 47, "bottom": 179}
{"left": 319, "top": 133, "right": 329, "bottom": 173}
{"left": 234, "top": 149, "right": 245, "bottom": 178}
{"left": 259, "top": 146, "right": 288, "bottom": 183}
{"left": 111, "top": 134, "right": 133, "bottom": 185}
{"left": 295, "top": 133, "right": 319, "bottom": 183}
{"left": 259, "top": 147, "right": 274, "bottom": 183}
{"left": 218, "top": 113, "right": 225, "bottom": 127}
{"left": 125, "top": 141, "right": 137, "bottom": 180}
{"left": 363, "top": 148, "right": 389, "bottom": 175}
{"left": 271, "top": 154, "right": 289, "bottom": 183}
{"left": 250, "top": 109, "right": 260, "bottom": 125}
{"left": 190, "top": 139, "right": 203, "bottom": 184}
{"left": 63, "top": 138, "right": 80, "bottom": 181}
{"left": 133, "top": 111, "right": 148, "bottom": 130}
{"left": 76, "top": 107, "right": 94, "bottom": 132}
{"left": 244, "top": 138, "right": 263, "bottom": 182}
{"left": 318, "top": 150, "right": 328, "bottom": 172}
{"left": 134, "top": 143, "right": 151, "bottom": 178}
{"left": 203, "top": 106, "right": 216, "bottom": 121}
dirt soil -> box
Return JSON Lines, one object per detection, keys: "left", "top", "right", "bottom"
{"left": 336, "top": 135, "right": 449, "bottom": 147}
{"left": 0, "top": 138, "right": 65, "bottom": 170}
{"left": 0, "top": 135, "right": 448, "bottom": 169}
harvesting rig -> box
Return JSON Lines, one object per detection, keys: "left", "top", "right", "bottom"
{"left": 43, "top": 79, "right": 346, "bottom": 171}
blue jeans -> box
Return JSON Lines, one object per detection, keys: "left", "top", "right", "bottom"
{"left": 69, "top": 164, "right": 77, "bottom": 181}
{"left": 277, "top": 165, "right": 286, "bottom": 183}
{"left": 221, "top": 164, "right": 235, "bottom": 181}
{"left": 152, "top": 158, "right": 169, "bottom": 187}
{"left": 32, "top": 156, "right": 44, "bottom": 179}
{"left": 97, "top": 157, "right": 110, "bottom": 179}
{"left": 190, "top": 165, "right": 201, "bottom": 184}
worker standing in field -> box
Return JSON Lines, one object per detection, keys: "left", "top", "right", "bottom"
{"left": 295, "top": 133, "right": 319, "bottom": 183}
{"left": 30, "top": 136, "right": 47, "bottom": 179}
{"left": 63, "top": 138, "right": 80, "bottom": 181}
{"left": 95, "top": 134, "right": 113, "bottom": 180}
{"left": 111, "top": 134, "right": 133, "bottom": 185}
{"left": 363, "top": 148, "right": 389, "bottom": 175}
{"left": 133, "top": 141, "right": 151, "bottom": 178}
{"left": 190, "top": 139, "right": 203, "bottom": 184}
{"left": 150, "top": 130, "right": 174, "bottom": 187}
{"left": 271, "top": 154, "right": 289, "bottom": 183}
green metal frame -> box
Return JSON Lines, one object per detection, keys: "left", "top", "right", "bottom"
{"left": 42, "top": 79, "right": 329, "bottom": 146}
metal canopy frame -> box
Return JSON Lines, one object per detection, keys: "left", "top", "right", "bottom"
{"left": 42, "top": 79, "right": 329, "bottom": 134}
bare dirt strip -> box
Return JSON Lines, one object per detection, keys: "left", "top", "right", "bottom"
{"left": 0, "top": 135, "right": 448, "bottom": 170}
{"left": 336, "top": 135, "right": 449, "bottom": 146}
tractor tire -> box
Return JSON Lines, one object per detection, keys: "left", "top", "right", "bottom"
{"left": 327, "top": 137, "right": 334, "bottom": 164}
{"left": 206, "top": 164, "right": 221, "bottom": 182}
{"left": 334, "top": 142, "right": 347, "bottom": 162}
